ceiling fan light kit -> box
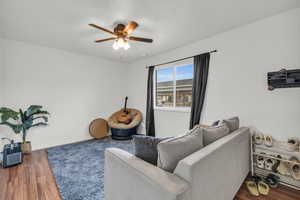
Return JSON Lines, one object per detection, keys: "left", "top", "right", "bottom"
{"left": 113, "top": 38, "right": 130, "bottom": 50}
{"left": 89, "top": 21, "right": 153, "bottom": 50}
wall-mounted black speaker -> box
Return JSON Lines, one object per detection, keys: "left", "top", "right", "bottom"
{"left": 267, "top": 68, "right": 300, "bottom": 90}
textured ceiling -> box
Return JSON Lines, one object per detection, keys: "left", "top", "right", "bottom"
{"left": 0, "top": 0, "right": 299, "bottom": 62}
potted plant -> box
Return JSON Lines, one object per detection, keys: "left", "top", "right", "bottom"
{"left": 0, "top": 105, "right": 49, "bottom": 154}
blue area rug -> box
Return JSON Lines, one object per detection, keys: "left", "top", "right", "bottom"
{"left": 47, "top": 137, "right": 134, "bottom": 200}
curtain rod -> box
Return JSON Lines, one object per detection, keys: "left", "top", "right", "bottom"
{"left": 146, "top": 49, "right": 217, "bottom": 68}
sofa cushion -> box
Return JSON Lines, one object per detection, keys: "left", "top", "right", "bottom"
{"left": 133, "top": 135, "right": 169, "bottom": 165}
{"left": 202, "top": 124, "right": 230, "bottom": 146}
{"left": 157, "top": 125, "right": 204, "bottom": 173}
{"left": 223, "top": 117, "right": 239, "bottom": 132}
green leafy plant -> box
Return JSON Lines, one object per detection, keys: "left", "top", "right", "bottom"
{"left": 0, "top": 105, "right": 49, "bottom": 143}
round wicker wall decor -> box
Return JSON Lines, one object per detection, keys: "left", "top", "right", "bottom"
{"left": 89, "top": 118, "right": 109, "bottom": 139}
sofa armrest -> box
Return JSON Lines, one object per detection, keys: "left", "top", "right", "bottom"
{"left": 105, "top": 148, "right": 190, "bottom": 200}
{"left": 174, "top": 127, "right": 251, "bottom": 200}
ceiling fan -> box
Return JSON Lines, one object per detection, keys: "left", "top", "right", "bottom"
{"left": 89, "top": 21, "right": 153, "bottom": 50}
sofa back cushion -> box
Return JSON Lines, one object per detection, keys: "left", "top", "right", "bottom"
{"left": 157, "top": 125, "right": 204, "bottom": 173}
{"left": 133, "top": 135, "right": 169, "bottom": 165}
{"left": 222, "top": 117, "right": 239, "bottom": 132}
{"left": 203, "top": 124, "right": 230, "bottom": 146}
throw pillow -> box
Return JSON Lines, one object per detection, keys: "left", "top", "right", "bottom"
{"left": 202, "top": 124, "right": 230, "bottom": 146}
{"left": 133, "top": 135, "right": 169, "bottom": 165}
{"left": 211, "top": 120, "right": 220, "bottom": 126}
{"left": 157, "top": 125, "right": 204, "bottom": 173}
{"left": 223, "top": 116, "right": 239, "bottom": 132}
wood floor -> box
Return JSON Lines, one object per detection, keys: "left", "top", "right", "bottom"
{"left": 0, "top": 151, "right": 62, "bottom": 200}
{"left": 235, "top": 181, "right": 300, "bottom": 200}
{"left": 1, "top": 150, "right": 300, "bottom": 200}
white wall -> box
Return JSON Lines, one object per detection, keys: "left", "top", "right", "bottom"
{"left": 0, "top": 39, "right": 7, "bottom": 145}
{"left": 0, "top": 40, "right": 3, "bottom": 105}
{"left": 127, "top": 8, "right": 300, "bottom": 141}
{"left": 0, "top": 38, "right": 127, "bottom": 150}
{"left": 0, "top": 39, "right": 4, "bottom": 105}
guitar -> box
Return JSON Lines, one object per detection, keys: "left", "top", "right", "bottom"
{"left": 117, "top": 97, "right": 133, "bottom": 124}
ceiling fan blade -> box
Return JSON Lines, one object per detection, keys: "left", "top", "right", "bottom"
{"left": 89, "top": 24, "right": 116, "bottom": 35}
{"left": 124, "top": 21, "right": 138, "bottom": 34}
{"left": 94, "top": 37, "right": 116, "bottom": 43}
{"left": 129, "top": 36, "right": 153, "bottom": 43}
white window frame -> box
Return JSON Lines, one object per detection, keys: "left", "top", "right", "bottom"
{"left": 153, "top": 59, "right": 193, "bottom": 113}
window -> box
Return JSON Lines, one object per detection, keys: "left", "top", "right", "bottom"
{"left": 154, "top": 61, "right": 193, "bottom": 111}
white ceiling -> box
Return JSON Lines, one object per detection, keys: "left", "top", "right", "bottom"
{"left": 0, "top": 0, "right": 300, "bottom": 62}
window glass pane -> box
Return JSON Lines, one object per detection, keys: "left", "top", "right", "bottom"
{"left": 175, "top": 64, "right": 193, "bottom": 107}
{"left": 156, "top": 68, "right": 174, "bottom": 107}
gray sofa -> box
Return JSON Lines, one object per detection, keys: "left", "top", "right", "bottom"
{"left": 105, "top": 127, "right": 251, "bottom": 200}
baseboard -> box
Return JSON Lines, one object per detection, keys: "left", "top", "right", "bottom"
{"left": 36, "top": 138, "right": 96, "bottom": 152}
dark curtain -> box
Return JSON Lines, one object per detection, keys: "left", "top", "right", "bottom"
{"left": 189, "top": 53, "right": 210, "bottom": 129}
{"left": 146, "top": 66, "right": 155, "bottom": 136}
